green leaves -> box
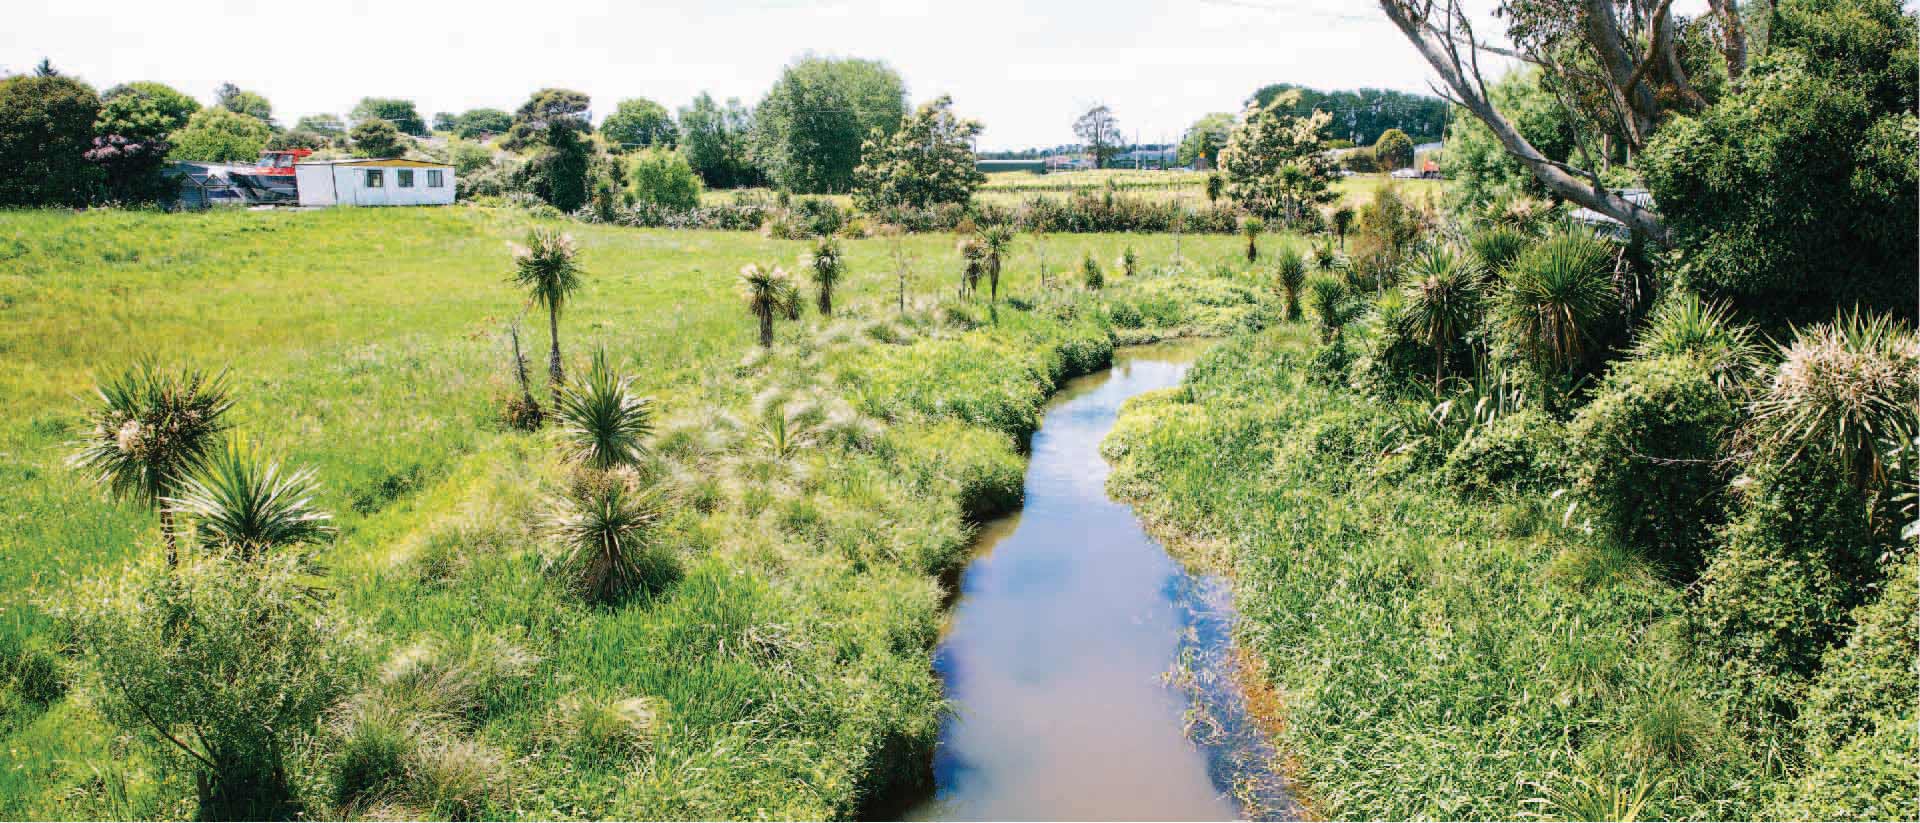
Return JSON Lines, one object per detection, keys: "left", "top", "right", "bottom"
{"left": 545, "top": 470, "right": 667, "bottom": 604}
{"left": 551, "top": 349, "right": 655, "bottom": 471}
{"left": 71, "top": 360, "right": 233, "bottom": 510}
{"left": 1497, "top": 229, "right": 1618, "bottom": 374}
{"left": 509, "top": 227, "right": 582, "bottom": 316}
{"left": 166, "top": 439, "right": 333, "bottom": 560}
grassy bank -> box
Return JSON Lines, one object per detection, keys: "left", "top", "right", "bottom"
{"left": 1106, "top": 329, "right": 1788, "bottom": 819}
{"left": 0, "top": 206, "right": 1273, "bottom": 818}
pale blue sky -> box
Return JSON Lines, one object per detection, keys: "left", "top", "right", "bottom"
{"left": 7, "top": 0, "right": 1502, "bottom": 150}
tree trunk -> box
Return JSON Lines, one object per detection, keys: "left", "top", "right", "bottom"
{"left": 547, "top": 306, "right": 565, "bottom": 386}
{"left": 160, "top": 508, "right": 178, "bottom": 568}
{"left": 990, "top": 260, "right": 1000, "bottom": 304}
{"left": 758, "top": 309, "right": 774, "bottom": 348}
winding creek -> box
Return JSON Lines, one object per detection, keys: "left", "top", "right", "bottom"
{"left": 906, "top": 341, "right": 1294, "bottom": 821}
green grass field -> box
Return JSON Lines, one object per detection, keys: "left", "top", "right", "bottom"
{"left": 0, "top": 205, "right": 1276, "bottom": 819}
{"left": 696, "top": 172, "right": 1448, "bottom": 213}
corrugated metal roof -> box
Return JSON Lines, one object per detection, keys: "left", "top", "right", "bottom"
{"left": 295, "top": 158, "right": 453, "bottom": 168}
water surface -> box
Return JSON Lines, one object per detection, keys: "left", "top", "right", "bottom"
{"left": 908, "top": 341, "right": 1291, "bottom": 821}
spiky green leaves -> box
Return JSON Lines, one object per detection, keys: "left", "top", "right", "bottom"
{"left": 509, "top": 228, "right": 582, "bottom": 319}
{"left": 1305, "top": 273, "right": 1354, "bottom": 342}
{"left": 552, "top": 350, "right": 654, "bottom": 471}
{"left": 1401, "top": 245, "right": 1484, "bottom": 387}
{"left": 546, "top": 471, "right": 667, "bottom": 604}
{"left": 166, "top": 440, "right": 333, "bottom": 560}
{"left": 1750, "top": 310, "right": 1919, "bottom": 489}
{"left": 1275, "top": 247, "right": 1308, "bottom": 322}
{"left": 72, "top": 361, "right": 233, "bottom": 510}
{"left": 803, "top": 236, "right": 843, "bottom": 317}
{"left": 1633, "top": 291, "right": 1764, "bottom": 395}
{"left": 1497, "top": 230, "right": 1618, "bottom": 374}
{"left": 740, "top": 263, "right": 802, "bottom": 347}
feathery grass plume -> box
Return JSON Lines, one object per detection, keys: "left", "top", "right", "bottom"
{"left": 71, "top": 360, "right": 233, "bottom": 566}
{"left": 551, "top": 349, "right": 654, "bottom": 470}
{"left": 543, "top": 692, "right": 667, "bottom": 762}
{"left": 802, "top": 235, "right": 843, "bottom": 317}
{"left": 980, "top": 223, "right": 1015, "bottom": 303}
{"left": 1401, "top": 244, "right": 1484, "bottom": 391}
{"left": 408, "top": 737, "right": 509, "bottom": 819}
{"left": 165, "top": 439, "right": 332, "bottom": 561}
{"left": 546, "top": 469, "right": 670, "bottom": 604}
{"left": 1304, "top": 272, "right": 1352, "bottom": 343}
{"left": 1497, "top": 229, "right": 1618, "bottom": 374}
{"left": 1631, "top": 290, "right": 1763, "bottom": 395}
{"left": 749, "top": 389, "right": 823, "bottom": 461}
{"left": 1467, "top": 223, "right": 1532, "bottom": 277}
{"left": 956, "top": 234, "right": 987, "bottom": 298}
{"left": 740, "top": 263, "right": 802, "bottom": 347}
{"left": 1748, "top": 309, "right": 1919, "bottom": 490}
{"left": 1274, "top": 246, "right": 1308, "bottom": 322}
{"left": 1081, "top": 251, "right": 1105, "bottom": 290}
{"left": 1241, "top": 215, "right": 1264, "bottom": 262}
{"left": 508, "top": 227, "right": 582, "bottom": 387}
{"left": 501, "top": 321, "right": 543, "bottom": 430}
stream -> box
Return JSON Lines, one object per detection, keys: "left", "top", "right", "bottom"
{"left": 905, "top": 341, "right": 1295, "bottom": 821}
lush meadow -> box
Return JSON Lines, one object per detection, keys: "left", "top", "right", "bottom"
{"left": 0, "top": 205, "right": 1277, "bottom": 819}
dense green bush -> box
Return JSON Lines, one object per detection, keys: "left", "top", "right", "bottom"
{"left": 67, "top": 554, "right": 353, "bottom": 819}
{"left": 349, "top": 118, "right": 405, "bottom": 159}
{"left": 754, "top": 56, "right": 905, "bottom": 193}
{"left": 1568, "top": 354, "right": 1739, "bottom": 577}
{"left": 1372, "top": 128, "right": 1413, "bottom": 170}
{"left": 1443, "top": 409, "right": 1566, "bottom": 495}
{"left": 170, "top": 106, "right": 273, "bottom": 162}
{"left": 601, "top": 98, "right": 676, "bottom": 150}
{"left": 0, "top": 73, "right": 103, "bottom": 207}
{"left": 852, "top": 95, "right": 983, "bottom": 210}
{"left": 96, "top": 81, "right": 198, "bottom": 142}
{"left": 624, "top": 148, "right": 702, "bottom": 210}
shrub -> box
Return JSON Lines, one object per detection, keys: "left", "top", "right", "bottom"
{"left": 546, "top": 469, "right": 676, "bottom": 604}
{"left": 0, "top": 73, "right": 102, "bottom": 206}
{"left": 624, "top": 148, "right": 702, "bottom": 210}
{"left": 1466, "top": 224, "right": 1530, "bottom": 275}
{"left": 1443, "top": 408, "right": 1565, "bottom": 495}
{"left": 1630, "top": 290, "right": 1763, "bottom": 395}
{"left": 1080, "top": 252, "right": 1104, "bottom": 290}
{"left": 1568, "top": 355, "right": 1739, "bottom": 577}
{"left": 1274, "top": 246, "right": 1307, "bottom": 321}
{"left": 67, "top": 554, "right": 352, "bottom": 820}
{"left": 349, "top": 118, "right": 406, "bottom": 159}
{"left": 1304, "top": 273, "right": 1353, "bottom": 342}
{"left": 1495, "top": 229, "right": 1620, "bottom": 383}
{"left": 1747, "top": 310, "right": 1918, "bottom": 494}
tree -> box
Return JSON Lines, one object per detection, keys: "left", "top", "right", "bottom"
{"left": 1437, "top": 69, "right": 1579, "bottom": 207}
{"left": 431, "top": 111, "right": 456, "bottom": 132}
{"left": 1217, "top": 90, "right": 1338, "bottom": 221}
{"left": 86, "top": 134, "right": 173, "bottom": 203}
{"left": 0, "top": 73, "right": 102, "bottom": 206}
{"left": 1246, "top": 83, "right": 1448, "bottom": 145}
{"left": 1641, "top": 0, "right": 1918, "bottom": 324}
{"left": 624, "top": 148, "right": 702, "bottom": 209}
{"left": 678, "top": 93, "right": 760, "bottom": 189}
{"left": 1400, "top": 245, "right": 1482, "bottom": 390}
{"left": 348, "top": 118, "right": 405, "bottom": 158}
{"left": 740, "top": 263, "right": 802, "bottom": 347}
{"left": 1072, "top": 103, "right": 1121, "bottom": 169}
{"left": 980, "top": 224, "right": 1014, "bottom": 304}
{"left": 293, "top": 113, "right": 345, "bottom": 137}
{"left": 1204, "top": 172, "right": 1224, "bottom": 204}
{"left": 97, "top": 82, "right": 198, "bottom": 142}
{"left": 70, "top": 552, "right": 351, "bottom": 820}
{"left": 550, "top": 350, "right": 655, "bottom": 472}
{"left": 454, "top": 108, "right": 511, "bottom": 140}
{"left": 350, "top": 97, "right": 426, "bottom": 135}
{"left": 1496, "top": 229, "right": 1618, "bottom": 380}
{"left": 602, "top": 98, "right": 676, "bottom": 151}
{"left": 505, "top": 88, "right": 593, "bottom": 150}
{"left": 508, "top": 89, "right": 596, "bottom": 212}
{"left": 509, "top": 228, "right": 584, "bottom": 386}
{"left": 803, "top": 236, "right": 843, "bottom": 317}
{"left": 1374, "top": 0, "right": 1751, "bottom": 244}
{"left": 266, "top": 129, "right": 328, "bottom": 151}
{"left": 754, "top": 55, "right": 907, "bottom": 193}
{"left": 71, "top": 362, "right": 233, "bottom": 567}
{"left": 168, "top": 107, "right": 273, "bottom": 162}
{"left": 1177, "top": 112, "right": 1234, "bottom": 168}
{"left": 1275, "top": 247, "right": 1307, "bottom": 321}
{"left": 1372, "top": 127, "right": 1414, "bottom": 170}
{"left": 851, "top": 94, "right": 984, "bottom": 210}
{"left": 213, "top": 82, "right": 272, "bottom": 124}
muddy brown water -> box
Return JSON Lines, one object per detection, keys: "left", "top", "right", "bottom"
{"left": 904, "top": 341, "right": 1295, "bottom": 822}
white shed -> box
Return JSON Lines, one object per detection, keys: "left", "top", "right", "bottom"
{"left": 295, "top": 159, "right": 456, "bottom": 207}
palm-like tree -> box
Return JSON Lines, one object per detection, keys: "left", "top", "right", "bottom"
{"left": 957, "top": 235, "right": 987, "bottom": 298}
{"left": 1305, "top": 273, "right": 1351, "bottom": 343}
{"left": 1241, "top": 216, "right": 1264, "bottom": 263}
{"left": 1467, "top": 224, "right": 1531, "bottom": 278}
{"left": 1497, "top": 230, "right": 1617, "bottom": 375}
{"left": 547, "top": 472, "right": 664, "bottom": 604}
{"left": 1632, "top": 290, "right": 1762, "bottom": 395}
{"left": 1275, "top": 247, "right": 1308, "bottom": 322}
{"left": 1749, "top": 309, "right": 1918, "bottom": 490}
{"left": 980, "top": 224, "right": 1015, "bottom": 303}
{"left": 165, "top": 440, "right": 333, "bottom": 561}
{"left": 1204, "top": 173, "right": 1224, "bottom": 205}
{"left": 551, "top": 349, "right": 654, "bottom": 470}
{"left": 509, "top": 228, "right": 583, "bottom": 387}
{"left": 71, "top": 362, "right": 233, "bottom": 567}
{"left": 803, "top": 236, "right": 843, "bottom": 318}
{"left": 1401, "top": 245, "right": 1484, "bottom": 391}
{"left": 1329, "top": 205, "right": 1355, "bottom": 248}
{"left": 740, "top": 264, "right": 801, "bottom": 348}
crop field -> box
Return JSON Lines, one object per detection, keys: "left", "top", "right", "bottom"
{"left": 0, "top": 205, "right": 1280, "bottom": 819}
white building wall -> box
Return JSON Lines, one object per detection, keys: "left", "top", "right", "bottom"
{"left": 295, "top": 165, "right": 337, "bottom": 206}
{"left": 298, "top": 163, "right": 455, "bottom": 207}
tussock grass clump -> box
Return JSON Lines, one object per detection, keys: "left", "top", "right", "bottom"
{"left": 542, "top": 692, "right": 667, "bottom": 763}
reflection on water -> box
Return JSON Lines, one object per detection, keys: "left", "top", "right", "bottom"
{"left": 907, "top": 341, "right": 1293, "bottom": 822}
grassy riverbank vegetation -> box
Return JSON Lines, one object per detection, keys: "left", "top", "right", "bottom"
{"left": 0, "top": 205, "right": 1281, "bottom": 819}
{"left": 1106, "top": 180, "right": 1916, "bottom": 818}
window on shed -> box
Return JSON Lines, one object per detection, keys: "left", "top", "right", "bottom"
{"left": 427, "top": 169, "right": 444, "bottom": 187}
{"left": 397, "top": 169, "right": 415, "bottom": 188}
{"left": 365, "top": 169, "right": 384, "bottom": 188}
